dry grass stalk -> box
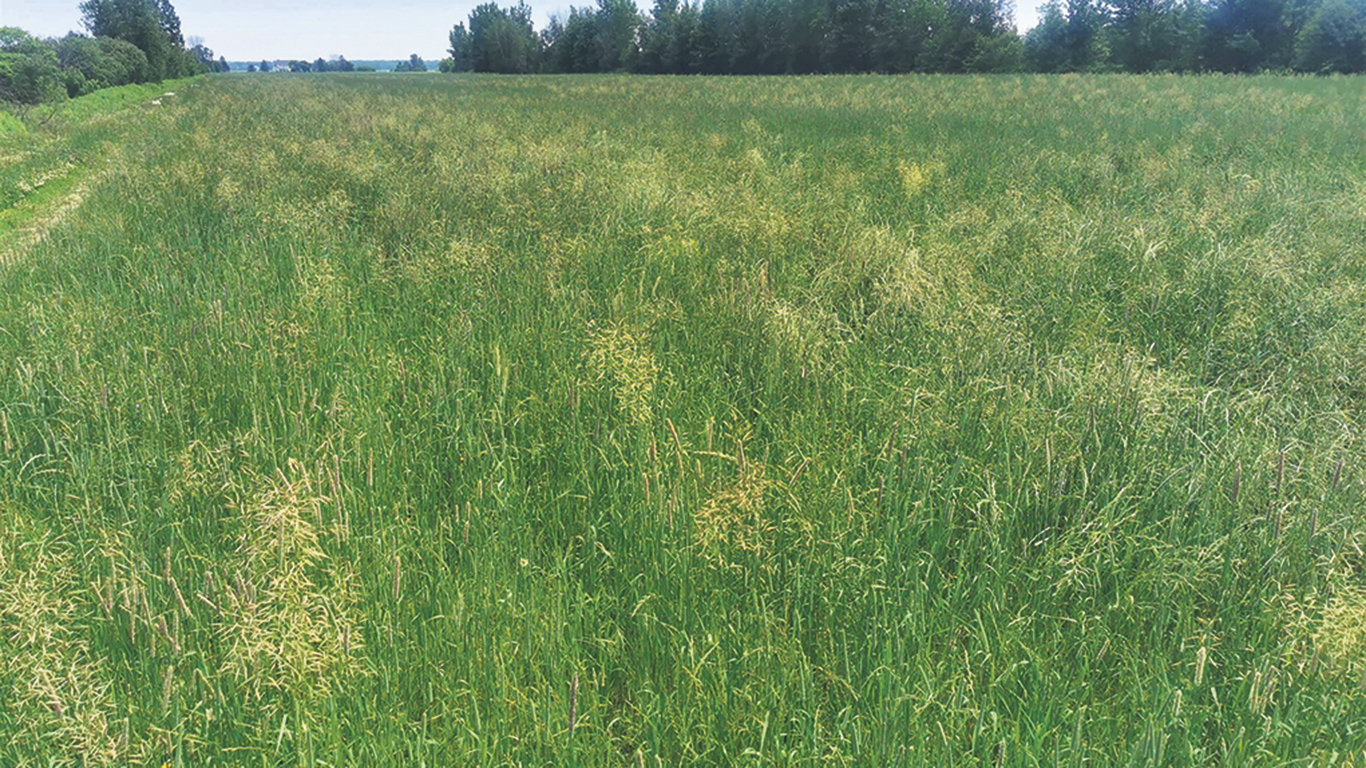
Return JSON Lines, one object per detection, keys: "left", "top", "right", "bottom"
{"left": 666, "top": 418, "right": 686, "bottom": 475}
{"left": 170, "top": 575, "right": 191, "bottom": 619}
{"left": 569, "top": 673, "right": 580, "bottom": 733}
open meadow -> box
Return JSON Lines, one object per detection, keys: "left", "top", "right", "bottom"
{"left": 1, "top": 73, "right": 1365, "bottom": 765}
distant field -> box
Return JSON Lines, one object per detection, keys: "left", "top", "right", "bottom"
{"left": 1, "top": 73, "right": 1365, "bottom": 765}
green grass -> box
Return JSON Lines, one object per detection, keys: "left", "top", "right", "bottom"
{"left": 50, "top": 77, "right": 200, "bottom": 124}
{"left": 0, "top": 78, "right": 202, "bottom": 245}
{"left": 0, "top": 110, "right": 24, "bottom": 138}
{"left": 1, "top": 72, "right": 1364, "bottom": 765}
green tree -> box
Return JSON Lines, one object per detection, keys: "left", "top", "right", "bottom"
{"left": 190, "top": 41, "right": 224, "bottom": 72}
{"left": 155, "top": 0, "right": 184, "bottom": 45}
{"left": 965, "top": 25, "right": 1025, "bottom": 70}
{"left": 596, "top": 0, "right": 642, "bottom": 70}
{"left": 822, "top": 0, "right": 876, "bottom": 72}
{"left": 1109, "top": 0, "right": 1182, "bottom": 70}
{"left": 543, "top": 9, "right": 600, "bottom": 72}
{"left": 870, "top": 0, "right": 939, "bottom": 72}
{"left": 1024, "top": 0, "right": 1109, "bottom": 70}
{"left": 672, "top": 1, "right": 703, "bottom": 71}
{"left": 1025, "top": 0, "right": 1073, "bottom": 69}
{"left": 1202, "top": 0, "right": 1303, "bottom": 70}
{"left": 447, "top": 23, "right": 472, "bottom": 70}
{"left": 466, "top": 2, "right": 541, "bottom": 72}
{"left": 912, "top": 0, "right": 1019, "bottom": 72}
{"left": 756, "top": 0, "right": 794, "bottom": 73}
{"left": 639, "top": 0, "right": 685, "bottom": 72}
{"left": 1063, "top": 0, "right": 1111, "bottom": 69}
{"left": 783, "top": 0, "right": 827, "bottom": 72}
{"left": 1294, "top": 0, "right": 1366, "bottom": 70}
{"left": 1165, "top": 0, "right": 1208, "bottom": 69}
{"left": 0, "top": 27, "right": 33, "bottom": 48}
{"left": 394, "top": 54, "right": 428, "bottom": 71}
{"left": 692, "top": 0, "right": 733, "bottom": 72}
{"left": 80, "top": 0, "right": 192, "bottom": 80}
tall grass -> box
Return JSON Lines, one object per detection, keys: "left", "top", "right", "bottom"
{"left": 0, "top": 72, "right": 1364, "bottom": 765}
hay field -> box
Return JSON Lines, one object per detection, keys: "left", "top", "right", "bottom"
{"left": 1, "top": 73, "right": 1365, "bottom": 765}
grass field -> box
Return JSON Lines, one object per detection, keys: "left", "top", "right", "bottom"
{"left": 1, "top": 72, "right": 1365, "bottom": 765}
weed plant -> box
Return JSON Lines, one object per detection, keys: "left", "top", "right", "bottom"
{"left": 0, "top": 73, "right": 1364, "bottom": 765}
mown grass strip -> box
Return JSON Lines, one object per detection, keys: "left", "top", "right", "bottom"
{"left": 0, "top": 76, "right": 202, "bottom": 260}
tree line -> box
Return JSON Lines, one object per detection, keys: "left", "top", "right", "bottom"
{"left": 440, "top": 0, "right": 1366, "bottom": 74}
{"left": 1, "top": 0, "right": 221, "bottom": 109}
{"left": 250, "top": 55, "right": 427, "bottom": 73}
{"left": 270, "top": 57, "right": 365, "bottom": 73}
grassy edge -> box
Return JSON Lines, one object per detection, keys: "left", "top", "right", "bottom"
{"left": 0, "top": 167, "right": 78, "bottom": 226}
{"left": 0, "top": 111, "right": 23, "bottom": 138}
{"left": 42, "top": 76, "right": 201, "bottom": 124}
{"left": 0, "top": 76, "right": 202, "bottom": 251}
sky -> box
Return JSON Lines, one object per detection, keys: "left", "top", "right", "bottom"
{"left": 0, "top": 0, "right": 1046, "bottom": 62}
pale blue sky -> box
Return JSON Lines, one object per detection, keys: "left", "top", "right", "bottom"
{"left": 1, "top": 0, "right": 1045, "bottom": 62}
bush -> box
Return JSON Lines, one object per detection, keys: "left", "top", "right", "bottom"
{"left": 61, "top": 66, "right": 93, "bottom": 97}
{"left": 0, "top": 49, "right": 67, "bottom": 105}
{"left": 56, "top": 34, "right": 151, "bottom": 88}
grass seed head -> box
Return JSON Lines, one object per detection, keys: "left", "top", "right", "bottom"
{"left": 221, "top": 459, "right": 364, "bottom": 719}
{"left": 585, "top": 324, "right": 660, "bottom": 426}
{"left": 1313, "top": 587, "right": 1366, "bottom": 680}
